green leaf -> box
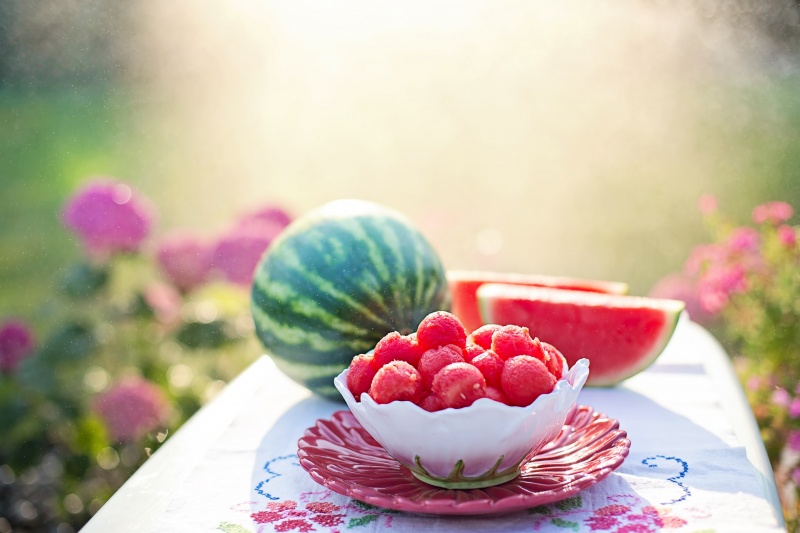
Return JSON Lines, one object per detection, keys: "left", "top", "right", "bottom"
{"left": 61, "top": 262, "right": 109, "bottom": 298}
{"left": 176, "top": 321, "right": 229, "bottom": 349}
{"left": 38, "top": 322, "right": 96, "bottom": 362}
{"left": 347, "top": 514, "right": 379, "bottom": 528}
{"left": 555, "top": 495, "right": 582, "bottom": 511}
{"left": 217, "top": 522, "right": 251, "bottom": 533}
{"left": 74, "top": 415, "right": 109, "bottom": 456}
{"left": 551, "top": 517, "right": 580, "bottom": 531}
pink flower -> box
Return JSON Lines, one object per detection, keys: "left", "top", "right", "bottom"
{"left": 698, "top": 194, "right": 718, "bottom": 215}
{"left": 789, "top": 398, "right": 800, "bottom": 419}
{"left": 92, "top": 377, "right": 170, "bottom": 443}
{"left": 62, "top": 179, "right": 155, "bottom": 256}
{"left": 156, "top": 232, "right": 214, "bottom": 291}
{"left": 772, "top": 388, "right": 791, "bottom": 408}
{"left": 752, "top": 201, "right": 793, "bottom": 225}
{"left": 696, "top": 263, "right": 747, "bottom": 314}
{"left": 789, "top": 430, "right": 800, "bottom": 453}
{"left": 211, "top": 226, "right": 274, "bottom": 287}
{"left": 648, "top": 274, "right": 712, "bottom": 324}
{"left": 237, "top": 206, "right": 293, "bottom": 233}
{"left": 683, "top": 244, "right": 725, "bottom": 277}
{"left": 143, "top": 282, "right": 182, "bottom": 326}
{"left": 793, "top": 468, "right": 800, "bottom": 486}
{"left": 0, "top": 319, "right": 35, "bottom": 373}
{"left": 778, "top": 225, "right": 796, "bottom": 248}
{"left": 726, "top": 227, "right": 760, "bottom": 253}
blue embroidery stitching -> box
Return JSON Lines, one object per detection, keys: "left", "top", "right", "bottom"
{"left": 642, "top": 455, "right": 690, "bottom": 505}
{"left": 254, "top": 454, "right": 300, "bottom": 500}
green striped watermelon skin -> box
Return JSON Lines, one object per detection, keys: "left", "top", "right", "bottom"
{"left": 251, "top": 200, "right": 451, "bottom": 400}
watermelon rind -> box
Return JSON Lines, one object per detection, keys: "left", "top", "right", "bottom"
{"left": 477, "top": 284, "right": 685, "bottom": 386}
{"left": 251, "top": 200, "right": 451, "bottom": 400}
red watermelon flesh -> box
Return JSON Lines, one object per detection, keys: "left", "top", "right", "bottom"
{"left": 477, "top": 284, "right": 684, "bottom": 386}
{"left": 448, "top": 270, "right": 629, "bottom": 333}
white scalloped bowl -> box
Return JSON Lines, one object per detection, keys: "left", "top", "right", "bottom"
{"left": 333, "top": 358, "right": 590, "bottom": 489}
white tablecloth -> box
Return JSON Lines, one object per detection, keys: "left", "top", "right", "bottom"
{"left": 84, "top": 317, "right": 786, "bottom": 532}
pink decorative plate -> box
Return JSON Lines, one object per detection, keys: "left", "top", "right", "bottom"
{"left": 297, "top": 405, "right": 630, "bottom": 516}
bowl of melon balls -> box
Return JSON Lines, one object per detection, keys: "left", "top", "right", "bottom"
{"left": 333, "top": 311, "right": 589, "bottom": 489}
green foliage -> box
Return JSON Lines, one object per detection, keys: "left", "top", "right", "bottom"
{"left": 0, "top": 195, "right": 267, "bottom": 531}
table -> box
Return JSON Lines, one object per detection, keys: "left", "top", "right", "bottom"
{"left": 83, "top": 316, "right": 786, "bottom": 532}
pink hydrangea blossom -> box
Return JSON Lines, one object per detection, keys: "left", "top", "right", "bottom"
{"left": 648, "top": 274, "right": 712, "bottom": 324}
{"left": 62, "top": 179, "right": 155, "bottom": 256}
{"left": 778, "top": 225, "right": 796, "bottom": 248}
{"left": 698, "top": 194, "right": 718, "bottom": 215}
{"left": 211, "top": 226, "right": 275, "bottom": 286}
{"left": 92, "top": 377, "right": 170, "bottom": 443}
{"left": 0, "top": 319, "right": 35, "bottom": 373}
{"left": 156, "top": 232, "right": 214, "bottom": 291}
{"left": 752, "top": 201, "right": 793, "bottom": 225}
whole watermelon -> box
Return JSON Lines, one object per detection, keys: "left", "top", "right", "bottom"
{"left": 251, "top": 199, "right": 451, "bottom": 400}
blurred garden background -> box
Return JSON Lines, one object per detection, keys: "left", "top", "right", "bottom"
{"left": 2, "top": 0, "right": 800, "bottom": 531}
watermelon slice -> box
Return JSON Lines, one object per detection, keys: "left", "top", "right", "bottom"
{"left": 477, "top": 284, "right": 684, "bottom": 386}
{"left": 448, "top": 270, "right": 629, "bottom": 333}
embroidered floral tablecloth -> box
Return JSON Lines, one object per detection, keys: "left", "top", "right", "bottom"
{"left": 96, "top": 318, "right": 786, "bottom": 533}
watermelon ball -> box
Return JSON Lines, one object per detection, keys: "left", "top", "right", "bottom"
{"left": 373, "top": 331, "right": 423, "bottom": 367}
{"left": 416, "top": 311, "right": 467, "bottom": 352}
{"left": 501, "top": 355, "right": 556, "bottom": 407}
{"left": 432, "top": 362, "right": 487, "bottom": 409}
{"left": 471, "top": 349, "right": 504, "bottom": 387}
{"left": 463, "top": 343, "right": 486, "bottom": 363}
{"left": 485, "top": 385, "right": 509, "bottom": 405}
{"left": 369, "top": 360, "right": 424, "bottom": 404}
{"left": 541, "top": 341, "right": 567, "bottom": 380}
{"left": 491, "top": 325, "right": 539, "bottom": 361}
{"left": 346, "top": 353, "right": 379, "bottom": 401}
{"left": 418, "top": 393, "right": 444, "bottom": 412}
{"left": 468, "top": 324, "right": 502, "bottom": 350}
{"left": 418, "top": 344, "right": 465, "bottom": 388}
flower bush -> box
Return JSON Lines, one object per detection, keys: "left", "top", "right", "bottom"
{"left": 0, "top": 178, "right": 292, "bottom": 532}
{"left": 651, "top": 197, "right": 800, "bottom": 524}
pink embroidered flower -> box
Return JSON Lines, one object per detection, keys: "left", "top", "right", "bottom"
{"left": 726, "top": 227, "right": 760, "bottom": 253}
{"left": 62, "top": 179, "right": 155, "bottom": 256}
{"left": 698, "top": 194, "right": 718, "bottom": 215}
{"left": 778, "top": 225, "right": 797, "bottom": 248}
{"left": 251, "top": 500, "right": 343, "bottom": 532}
{"left": 92, "top": 377, "right": 170, "bottom": 443}
{"left": 0, "top": 319, "right": 35, "bottom": 373}
{"left": 752, "top": 201, "right": 793, "bottom": 225}
{"left": 211, "top": 226, "right": 274, "bottom": 287}
{"left": 648, "top": 274, "right": 711, "bottom": 324}
{"left": 156, "top": 232, "right": 214, "bottom": 291}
